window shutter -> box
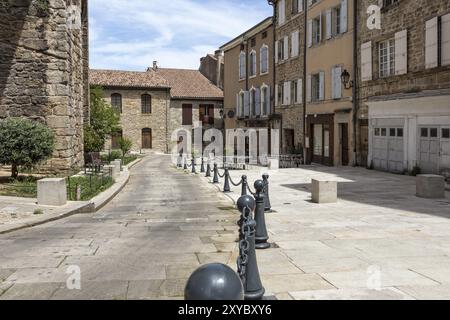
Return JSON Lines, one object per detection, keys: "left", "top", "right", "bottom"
{"left": 244, "top": 91, "right": 250, "bottom": 117}
{"left": 308, "top": 20, "right": 313, "bottom": 47}
{"left": 319, "top": 71, "right": 325, "bottom": 101}
{"left": 361, "top": 41, "right": 373, "bottom": 81}
{"left": 255, "top": 88, "right": 261, "bottom": 116}
{"left": 319, "top": 13, "right": 323, "bottom": 42}
{"left": 284, "top": 36, "right": 289, "bottom": 60}
{"left": 306, "top": 74, "right": 312, "bottom": 103}
{"left": 275, "top": 85, "right": 278, "bottom": 106}
{"left": 297, "top": 79, "right": 303, "bottom": 104}
{"left": 442, "top": 14, "right": 450, "bottom": 66}
{"left": 283, "top": 81, "right": 291, "bottom": 105}
{"left": 326, "top": 9, "right": 332, "bottom": 39}
{"left": 275, "top": 41, "right": 279, "bottom": 63}
{"left": 340, "top": 0, "right": 348, "bottom": 33}
{"left": 252, "top": 53, "right": 257, "bottom": 76}
{"left": 291, "top": 31, "right": 299, "bottom": 57}
{"left": 299, "top": 0, "right": 304, "bottom": 13}
{"left": 395, "top": 29, "right": 408, "bottom": 75}
{"left": 332, "top": 66, "right": 342, "bottom": 99}
{"left": 236, "top": 94, "right": 239, "bottom": 116}
{"left": 266, "top": 86, "right": 271, "bottom": 114}
{"left": 425, "top": 17, "right": 438, "bottom": 69}
{"left": 308, "top": 0, "right": 312, "bottom": 6}
{"left": 279, "top": 0, "right": 286, "bottom": 25}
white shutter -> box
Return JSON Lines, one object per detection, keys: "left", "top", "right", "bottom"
{"left": 299, "top": 0, "right": 304, "bottom": 13}
{"left": 244, "top": 91, "right": 250, "bottom": 117}
{"left": 442, "top": 14, "right": 450, "bottom": 66}
{"left": 283, "top": 81, "right": 291, "bottom": 105}
{"left": 308, "top": 0, "right": 312, "bottom": 6}
{"left": 252, "top": 52, "right": 257, "bottom": 76}
{"left": 236, "top": 94, "right": 239, "bottom": 116}
{"left": 266, "top": 86, "right": 271, "bottom": 114}
{"left": 275, "top": 41, "right": 279, "bottom": 64}
{"left": 275, "top": 85, "right": 278, "bottom": 106}
{"left": 255, "top": 88, "right": 261, "bottom": 116}
{"left": 340, "top": 0, "right": 348, "bottom": 33}
{"left": 361, "top": 41, "right": 373, "bottom": 81}
{"left": 284, "top": 36, "right": 289, "bottom": 60}
{"left": 326, "top": 9, "right": 332, "bottom": 39}
{"left": 425, "top": 17, "right": 438, "bottom": 69}
{"left": 306, "top": 74, "right": 312, "bottom": 103}
{"left": 395, "top": 29, "right": 408, "bottom": 75}
{"left": 319, "top": 71, "right": 325, "bottom": 101}
{"left": 297, "top": 79, "right": 303, "bottom": 104}
{"left": 332, "top": 66, "right": 342, "bottom": 99}
{"left": 308, "top": 20, "right": 313, "bottom": 47}
{"left": 291, "top": 31, "right": 299, "bottom": 57}
{"left": 278, "top": 0, "right": 286, "bottom": 25}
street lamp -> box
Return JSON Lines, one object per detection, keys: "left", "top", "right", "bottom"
{"left": 341, "top": 69, "right": 354, "bottom": 89}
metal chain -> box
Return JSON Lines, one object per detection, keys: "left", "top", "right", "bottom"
{"left": 247, "top": 184, "right": 256, "bottom": 196}
{"left": 229, "top": 174, "right": 242, "bottom": 187}
{"left": 237, "top": 205, "right": 251, "bottom": 285}
{"left": 218, "top": 170, "right": 225, "bottom": 178}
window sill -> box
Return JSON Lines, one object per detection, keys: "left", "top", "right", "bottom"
{"left": 260, "top": 71, "right": 269, "bottom": 76}
{"left": 249, "top": 75, "right": 257, "bottom": 79}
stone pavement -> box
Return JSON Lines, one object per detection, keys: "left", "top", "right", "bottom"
{"left": 0, "top": 155, "right": 239, "bottom": 300}
{"left": 205, "top": 165, "right": 450, "bottom": 300}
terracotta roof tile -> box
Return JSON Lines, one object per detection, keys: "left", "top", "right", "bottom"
{"left": 89, "top": 69, "right": 170, "bottom": 89}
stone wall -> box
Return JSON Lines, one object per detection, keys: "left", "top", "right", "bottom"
{"left": 0, "top": 0, "right": 89, "bottom": 172}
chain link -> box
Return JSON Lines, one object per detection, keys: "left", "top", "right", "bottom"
{"left": 237, "top": 205, "right": 251, "bottom": 286}
{"left": 229, "top": 174, "right": 242, "bottom": 187}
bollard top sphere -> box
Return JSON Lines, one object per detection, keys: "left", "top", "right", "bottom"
{"left": 262, "top": 173, "right": 269, "bottom": 180}
{"left": 254, "top": 179, "right": 265, "bottom": 193}
{"left": 237, "top": 195, "right": 256, "bottom": 212}
{"left": 184, "top": 263, "right": 244, "bottom": 301}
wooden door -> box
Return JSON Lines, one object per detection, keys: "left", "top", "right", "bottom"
{"left": 142, "top": 128, "right": 152, "bottom": 149}
{"left": 341, "top": 123, "right": 349, "bottom": 166}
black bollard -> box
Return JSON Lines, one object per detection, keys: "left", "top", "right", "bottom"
{"left": 206, "top": 161, "right": 211, "bottom": 177}
{"left": 183, "top": 155, "right": 188, "bottom": 170}
{"left": 200, "top": 157, "right": 205, "bottom": 173}
{"left": 191, "top": 158, "right": 196, "bottom": 174}
{"left": 253, "top": 180, "right": 270, "bottom": 250}
{"left": 241, "top": 175, "right": 248, "bottom": 196}
{"left": 177, "top": 153, "right": 182, "bottom": 168}
{"left": 213, "top": 163, "right": 219, "bottom": 184}
{"left": 241, "top": 219, "right": 266, "bottom": 300}
{"left": 185, "top": 263, "right": 244, "bottom": 300}
{"left": 223, "top": 168, "right": 231, "bottom": 193}
{"left": 262, "top": 174, "right": 272, "bottom": 212}
{"left": 237, "top": 195, "right": 256, "bottom": 240}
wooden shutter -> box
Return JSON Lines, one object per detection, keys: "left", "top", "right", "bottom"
{"left": 361, "top": 41, "right": 373, "bottom": 81}
{"left": 275, "top": 41, "right": 279, "bottom": 63}
{"left": 244, "top": 91, "right": 250, "bottom": 117}
{"left": 326, "top": 9, "right": 332, "bottom": 39}
{"left": 319, "top": 71, "right": 325, "bottom": 101}
{"left": 395, "top": 29, "right": 408, "bottom": 75}
{"left": 283, "top": 81, "right": 291, "bottom": 105}
{"left": 332, "top": 66, "right": 342, "bottom": 99}
{"left": 279, "top": 0, "right": 285, "bottom": 25}
{"left": 306, "top": 74, "right": 312, "bottom": 103}
{"left": 182, "top": 104, "right": 192, "bottom": 125}
{"left": 284, "top": 36, "right": 289, "bottom": 60}
{"left": 255, "top": 88, "right": 261, "bottom": 116}
{"left": 442, "top": 14, "right": 450, "bottom": 66}
{"left": 308, "top": 19, "right": 313, "bottom": 47}
{"left": 291, "top": 31, "right": 299, "bottom": 57}
{"left": 340, "top": 0, "right": 348, "bottom": 33}
{"left": 425, "top": 17, "right": 438, "bottom": 69}
{"left": 297, "top": 79, "right": 303, "bottom": 104}
{"left": 275, "top": 85, "right": 278, "bottom": 106}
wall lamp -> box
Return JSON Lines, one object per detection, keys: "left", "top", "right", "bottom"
{"left": 341, "top": 69, "right": 354, "bottom": 89}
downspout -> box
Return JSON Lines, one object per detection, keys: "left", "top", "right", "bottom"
{"left": 352, "top": 0, "right": 358, "bottom": 166}
{"left": 302, "top": 3, "right": 308, "bottom": 164}
{"left": 166, "top": 88, "right": 170, "bottom": 153}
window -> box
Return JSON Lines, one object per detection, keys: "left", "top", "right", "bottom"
{"left": 292, "top": 0, "right": 299, "bottom": 14}
{"left": 442, "top": 128, "right": 450, "bottom": 139}
{"left": 311, "top": 73, "right": 320, "bottom": 102}
{"left": 250, "top": 88, "right": 256, "bottom": 117}
{"left": 291, "top": 80, "right": 298, "bottom": 104}
{"left": 199, "top": 104, "right": 214, "bottom": 125}
{"left": 262, "top": 31, "right": 267, "bottom": 39}
{"left": 332, "top": 6, "right": 341, "bottom": 36}
{"left": 397, "top": 128, "right": 404, "bottom": 137}
{"left": 277, "top": 38, "right": 284, "bottom": 62}
{"left": 312, "top": 16, "right": 322, "bottom": 45}
{"left": 430, "top": 128, "right": 438, "bottom": 138}
{"left": 261, "top": 86, "right": 270, "bottom": 116}
{"left": 421, "top": 128, "right": 428, "bottom": 137}
{"left": 390, "top": 128, "right": 396, "bottom": 137}
{"left": 381, "top": 128, "right": 387, "bottom": 136}
{"left": 381, "top": 0, "right": 400, "bottom": 8}
{"left": 379, "top": 38, "right": 395, "bottom": 78}
{"left": 278, "top": 0, "right": 286, "bottom": 25}
{"left": 375, "top": 128, "right": 380, "bottom": 136}
{"left": 238, "top": 91, "right": 246, "bottom": 118}
{"left": 425, "top": 14, "right": 450, "bottom": 69}
{"left": 239, "top": 51, "right": 246, "bottom": 80}
{"left": 111, "top": 93, "right": 122, "bottom": 113}
{"left": 277, "top": 83, "right": 284, "bottom": 106}
{"left": 249, "top": 50, "right": 257, "bottom": 77}
{"left": 250, "top": 38, "right": 256, "bottom": 47}
{"left": 182, "top": 104, "right": 193, "bottom": 125}
{"left": 111, "top": 129, "right": 122, "bottom": 149}
{"left": 141, "top": 94, "right": 152, "bottom": 114}
{"left": 260, "top": 45, "right": 269, "bottom": 74}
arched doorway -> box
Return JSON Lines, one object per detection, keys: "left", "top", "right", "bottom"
{"left": 142, "top": 128, "right": 152, "bottom": 149}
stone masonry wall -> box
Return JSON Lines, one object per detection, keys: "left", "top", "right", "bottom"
{"left": 0, "top": 0, "right": 88, "bottom": 172}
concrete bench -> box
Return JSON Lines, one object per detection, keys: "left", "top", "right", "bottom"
{"left": 311, "top": 179, "right": 338, "bottom": 204}
{"left": 416, "top": 174, "right": 445, "bottom": 199}
{"left": 37, "top": 178, "right": 67, "bottom": 206}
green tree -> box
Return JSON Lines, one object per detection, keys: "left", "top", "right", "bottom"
{"left": 0, "top": 118, "right": 55, "bottom": 178}
{"left": 118, "top": 137, "right": 133, "bottom": 158}
{"left": 84, "top": 86, "right": 120, "bottom": 153}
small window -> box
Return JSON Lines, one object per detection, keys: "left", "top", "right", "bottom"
{"left": 262, "top": 31, "right": 267, "bottom": 39}
{"left": 249, "top": 51, "right": 257, "bottom": 77}
{"left": 141, "top": 94, "right": 152, "bottom": 114}
{"left": 430, "top": 128, "right": 438, "bottom": 138}
{"left": 390, "top": 128, "right": 396, "bottom": 137}
{"left": 397, "top": 128, "right": 404, "bottom": 137}
{"left": 250, "top": 38, "right": 256, "bottom": 47}
{"left": 374, "top": 128, "right": 380, "bottom": 136}
{"left": 442, "top": 128, "right": 450, "bottom": 139}
{"left": 111, "top": 93, "right": 122, "bottom": 113}
{"left": 421, "top": 128, "right": 428, "bottom": 137}
{"left": 381, "top": 128, "right": 387, "bottom": 136}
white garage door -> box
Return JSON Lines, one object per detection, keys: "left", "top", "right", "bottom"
{"left": 372, "top": 127, "right": 405, "bottom": 173}
{"left": 419, "top": 126, "right": 450, "bottom": 174}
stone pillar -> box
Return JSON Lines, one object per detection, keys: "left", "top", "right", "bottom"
{"left": 37, "top": 178, "right": 67, "bottom": 206}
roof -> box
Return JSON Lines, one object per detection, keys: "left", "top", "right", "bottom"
{"left": 220, "top": 17, "right": 273, "bottom": 52}
{"left": 155, "top": 68, "right": 223, "bottom": 100}
{"left": 89, "top": 69, "right": 170, "bottom": 89}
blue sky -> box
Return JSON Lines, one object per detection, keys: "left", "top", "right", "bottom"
{"left": 89, "top": 0, "right": 273, "bottom": 71}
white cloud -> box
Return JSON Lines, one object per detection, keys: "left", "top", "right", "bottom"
{"left": 89, "top": 0, "right": 272, "bottom": 70}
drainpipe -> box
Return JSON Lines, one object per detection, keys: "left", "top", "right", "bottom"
{"left": 302, "top": 2, "right": 308, "bottom": 164}
{"left": 352, "top": 0, "right": 358, "bottom": 166}
{"left": 166, "top": 89, "right": 170, "bottom": 153}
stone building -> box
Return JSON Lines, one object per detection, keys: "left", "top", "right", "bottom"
{"left": 0, "top": 0, "right": 89, "bottom": 172}
{"left": 220, "top": 17, "right": 275, "bottom": 156}
{"left": 304, "top": 0, "right": 355, "bottom": 166}
{"left": 357, "top": 0, "right": 450, "bottom": 174}
{"left": 90, "top": 65, "right": 224, "bottom": 154}
{"left": 199, "top": 51, "right": 224, "bottom": 90}
{"left": 270, "top": 0, "right": 305, "bottom": 155}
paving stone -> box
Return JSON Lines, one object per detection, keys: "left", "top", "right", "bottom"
{"left": 197, "top": 252, "right": 233, "bottom": 265}
{"left": 160, "top": 279, "right": 187, "bottom": 298}
{"left": 0, "top": 283, "right": 61, "bottom": 300}
{"left": 289, "top": 287, "right": 415, "bottom": 300}
{"left": 127, "top": 280, "right": 164, "bottom": 299}
{"left": 396, "top": 285, "right": 450, "bottom": 300}
{"left": 261, "top": 274, "right": 335, "bottom": 293}
{"left": 51, "top": 281, "right": 128, "bottom": 300}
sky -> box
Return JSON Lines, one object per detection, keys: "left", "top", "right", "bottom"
{"left": 89, "top": 0, "right": 273, "bottom": 71}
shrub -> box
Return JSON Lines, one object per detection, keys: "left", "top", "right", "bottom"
{"left": 33, "top": 209, "right": 44, "bottom": 215}
{"left": 0, "top": 118, "right": 55, "bottom": 178}
{"left": 101, "top": 150, "right": 123, "bottom": 162}
{"left": 118, "top": 137, "right": 133, "bottom": 157}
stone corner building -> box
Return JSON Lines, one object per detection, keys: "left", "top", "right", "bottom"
{"left": 0, "top": 0, "right": 89, "bottom": 172}
{"left": 89, "top": 65, "right": 224, "bottom": 154}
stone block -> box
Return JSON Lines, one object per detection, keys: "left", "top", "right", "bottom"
{"left": 105, "top": 164, "right": 120, "bottom": 179}
{"left": 311, "top": 179, "right": 337, "bottom": 204}
{"left": 268, "top": 158, "right": 279, "bottom": 170}
{"left": 416, "top": 175, "right": 445, "bottom": 199}
{"left": 37, "top": 178, "right": 67, "bottom": 206}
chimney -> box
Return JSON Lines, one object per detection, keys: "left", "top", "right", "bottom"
{"left": 152, "top": 61, "right": 158, "bottom": 71}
